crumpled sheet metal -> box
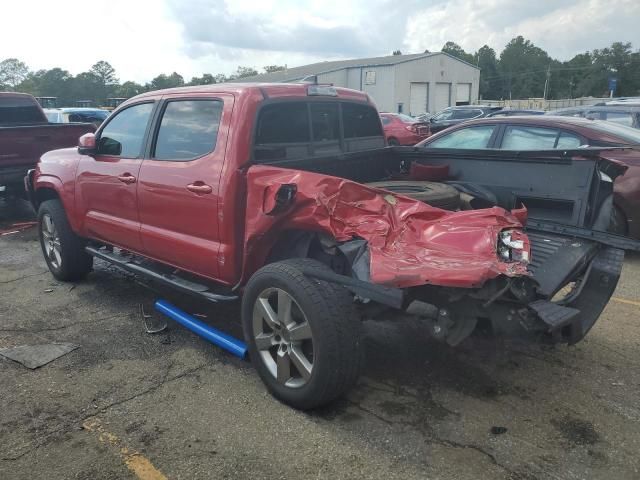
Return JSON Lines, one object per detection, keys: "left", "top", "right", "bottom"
{"left": 244, "top": 165, "right": 530, "bottom": 289}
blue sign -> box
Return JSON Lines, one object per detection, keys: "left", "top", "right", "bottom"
{"left": 608, "top": 77, "right": 618, "bottom": 93}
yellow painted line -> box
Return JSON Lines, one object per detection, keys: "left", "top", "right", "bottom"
{"left": 83, "top": 418, "right": 167, "bottom": 480}
{"left": 611, "top": 297, "right": 640, "bottom": 307}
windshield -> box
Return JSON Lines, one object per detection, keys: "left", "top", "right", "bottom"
{"left": 588, "top": 120, "right": 640, "bottom": 144}
{"left": 395, "top": 113, "right": 417, "bottom": 123}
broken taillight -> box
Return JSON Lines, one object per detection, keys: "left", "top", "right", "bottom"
{"left": 498, "top": 229, "right": 530, "bottom": 263}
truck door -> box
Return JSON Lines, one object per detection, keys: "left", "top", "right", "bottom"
{"left": 137, "top": 94, "right": 234, "bottom": 280}
{"left": 75, "top": 101, "right": 155, "bottom": 251}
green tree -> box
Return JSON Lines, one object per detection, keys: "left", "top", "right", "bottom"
{"left": 498, "top": 36, "right": 552, "bottom": 99}
{"left": 115, "top": 81, "right": 146, "bottom": 98}
{"left": 474, "top": 45, "right": 500, "bottom": 99}
{"left": 441, "top": 42, "right": 474, "bottom": 64}
{"left": 148, "top": 72, "right": 184, "bottom": 91}
{"left": 189, "top": 73, "right": 216, "bottom": 85}
{"left": 230, "top": 66, "right": 258, "bottom": 80}
{"left": 263, "top": 65, "right": 286, "bottom": 73}
{"left": 89, "top": 61, "right": 118, "bottom": 103}
{"left": 392, "top": 50, "right": 402, "bottom": 56}
{"left": 0, "top": 58, "right": 30, "bottom": 90}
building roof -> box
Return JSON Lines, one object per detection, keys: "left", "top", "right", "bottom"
{"left": 233, "top": 52, "right": 478, "bottom": 83}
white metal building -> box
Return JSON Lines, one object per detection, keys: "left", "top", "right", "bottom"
{"left": 238, "top": 53, "right": 480, "bottom": 116}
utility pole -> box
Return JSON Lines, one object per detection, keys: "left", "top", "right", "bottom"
{"left": 542, "top": 64, "right": 551, "bottom": 100}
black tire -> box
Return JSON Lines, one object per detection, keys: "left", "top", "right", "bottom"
{"left": 242, "top": 258, "right": 363, "bottom": 410}
{"left": 38, "top": 199, "right": 93, "bottom": 281}
{"left": 608, "top": 205, "right": 628, "bottom": 236}
{"left": 366, "top": 180, "right": 460, "bottom": 210}
{"left": 388, "top": 138, "right": 400, "bottom": 146}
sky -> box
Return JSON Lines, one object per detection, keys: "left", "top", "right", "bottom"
{"left": 1, "top": 0, "right": 639, "bottom": 84}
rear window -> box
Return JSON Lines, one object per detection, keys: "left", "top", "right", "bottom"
{"left": 254, "top": 101, "right": 383, "bottom": 162}
{"left": 587, "top": 120, "right": 640, "bottom": 144}
{"left": 0, "top": 96, "right": 46, "bottom": 125}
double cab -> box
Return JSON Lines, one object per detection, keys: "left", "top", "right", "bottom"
{"left": 27, "top": 83, "right": 638, "bottom": 409}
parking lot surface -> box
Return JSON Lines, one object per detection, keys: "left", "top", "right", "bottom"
{"left": 1, "top": 200, "right": 640, "bottom": 480}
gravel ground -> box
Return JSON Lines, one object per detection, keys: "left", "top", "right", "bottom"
{"left": 1, "top": 199, "right": 639, "bottom": 480}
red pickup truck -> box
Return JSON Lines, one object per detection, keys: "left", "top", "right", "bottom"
{"left": 26, "top": 83, "right": 639, "bottom": 409}
{"left": 0, "top": 92, "right": 94, "bottom": 197}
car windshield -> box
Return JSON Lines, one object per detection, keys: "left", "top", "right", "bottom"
{"left": 588, "top": 120, "right": 640, "bottom": 144}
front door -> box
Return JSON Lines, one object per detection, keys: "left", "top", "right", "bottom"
{"left": 75, "top": 101, "right": 155, "bottom": 252}
{"left": 137, "top": 94, "right": 233, "bottom": 280}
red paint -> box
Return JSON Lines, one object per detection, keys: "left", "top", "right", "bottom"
{"left": 380, "top": 113, "right": 430, "bottom": 146}
{"left": 242, "top": 166, "right": 529, "bottom": 288}
{"left": 33, "top": 83, "right": 528, "bottom": 291}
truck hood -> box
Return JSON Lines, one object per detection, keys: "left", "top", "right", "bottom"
{"left": 244, "top": 165, "right": 529, "bottom": 289}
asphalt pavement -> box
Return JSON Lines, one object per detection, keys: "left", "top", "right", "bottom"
{"left": 1, "top": 199, "right": 639, "bottom": 480}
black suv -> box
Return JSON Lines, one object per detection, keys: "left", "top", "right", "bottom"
{"left": 427, "top": 105, "right": 503, "bottom": 133}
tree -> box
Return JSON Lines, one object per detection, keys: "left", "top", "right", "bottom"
{"left": 189, "top": 73, "right": 216, "bottom": 85}
{"left": 475, "top": 45, "right": 500, "bottom": 99}
{"left": 115, "top": 81, "right": 146, "bottom": 98}
{"left": 263, "top": 65, "right": 286, "bottom": 73}
{"left": 148, "top": 72, "right": 184, "bottom": 91}
{"left": 392, "top": 50, "right": 402, "bottom": 56}
{"left": 229, "top": 66, "right": 258, "bottom": 80}
{"left": 90, "top": 60, "right": 118, "bottom": 86}
{"left": 0, "top": 58, "right": 30, "bottom": 89}
{"left": 441, "top": 42, "right": 474, "bottom": 64}
{"left": 498, "top": 36, "right": 552, "bottom": 99}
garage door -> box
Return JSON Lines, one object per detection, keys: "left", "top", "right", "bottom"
{"left": 456, "top": 83, "right": 471, "bottom": 105}
{"left": 409, "top": 83, "right": 428, "bottom": 116}
{"left": 434, "top": 83, "right": 451, "bottom": 112}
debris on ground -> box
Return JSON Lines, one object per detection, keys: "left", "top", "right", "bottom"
{"left": 0, "top": 221, "right": 37, "bottom": 236}
{"left": 141, "top": 304, "right": 167, "bottom": 334}
{"left": 0, "top": 343, "right": 79, "bottom": 369}
{"left": 490, "top": 426, "right": 508, "bottom": 435}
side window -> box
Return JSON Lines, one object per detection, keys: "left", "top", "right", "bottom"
{"left": 255, "top": 103, "right": 310, "bottom": 144}
{"left": 153, "top": 100, "right": 223, "bottom": 161}
{"left": 452, "top": 109, "right": 482, "bottom": 120}
{"left": 428, "top": 126, "right": 496, "bottom": 149}
{"left": 342, "top": 103, "right": 383, "bottom": 137}
{"left": 310, "top": 103, "right": 339, "bottom": 142}
{"left": 604, "top": 112, "right": 634, "bottom": 127}
{"left": 502, "top": 126, "right": 581, "bottom": 149}
{"left": 97, "top": 103, "right": 154, "bottom": 157}
{"left": 381, "top": 116, "right": 391, "bottom": 125}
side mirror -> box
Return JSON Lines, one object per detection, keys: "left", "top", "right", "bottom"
{"left": 78, "top": 133, "right": 97, "bottom": 156}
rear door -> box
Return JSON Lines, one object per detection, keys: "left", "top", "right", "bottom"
{"left": 75, "top": 101, "right": 155, "bottom": 251}
{"left": 137, "top": 94, "right": 233, "bottom": 280}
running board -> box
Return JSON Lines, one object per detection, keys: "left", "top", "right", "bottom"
{"left": 85, "top": 246, "right": 238, "bottom": 303}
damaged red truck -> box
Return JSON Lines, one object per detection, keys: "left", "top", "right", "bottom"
{"left": 25, "top": 84, "right": 640, "bottom": 409}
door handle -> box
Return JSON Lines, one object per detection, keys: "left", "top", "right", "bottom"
{"left": 117, "top": 173, "right": 137, "bottom": 184}
{"left": 187, "top": 183, "right": 212, "bottom": 194}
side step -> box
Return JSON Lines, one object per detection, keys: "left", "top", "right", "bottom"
{"left": 85, "top": 246, "right": 238, "bottom": 303}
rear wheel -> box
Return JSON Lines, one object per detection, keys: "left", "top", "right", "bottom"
{"left": 242, "top": 258, "right": 363, "bottom": 410}
{"left": 387, "top": 138, "right": 400, "bottom": 146}
{"left": 38, "top": 199, "right": 93, "bottom": 281}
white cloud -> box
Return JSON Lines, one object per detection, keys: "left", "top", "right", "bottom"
{"left": 404, "top": 0, "right": 640, "bottom": 60}
{"left": 0, "top": 0, "right": 638, "bottom": 84}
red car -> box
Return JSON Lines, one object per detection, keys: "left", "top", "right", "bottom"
{"left": 380, "top": 112, "right": 430, "bottom": 145}
{"left": 25, "top": 84, "right": 637, "bottom": 409}
{"left": 417, "top": 115, "right": 640, "bottom": 238}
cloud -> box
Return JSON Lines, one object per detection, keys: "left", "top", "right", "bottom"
{"left": 404, "top": 0, "right": 640, "bottom": 60}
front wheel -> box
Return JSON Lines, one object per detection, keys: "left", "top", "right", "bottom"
{"left": 38, "top": 199, "right": 93, "bottom": 281}
{"left": 242, "top": 258, "right": 363, "bottom": 410}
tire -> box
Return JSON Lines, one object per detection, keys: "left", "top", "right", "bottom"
{"left": 38, "top": 199, "right": 93, "bottom": 281}
{"left": 608, "top": 205, "right": 627, "bottom": 236}
{"left": 242, "top": 258, "right": 363, "bottom": 410}
{"left": 366, "top": 180, "right": 461, "bottom": 210}
{"left": 387, "top": 138, "right": 400, "bottom": 146}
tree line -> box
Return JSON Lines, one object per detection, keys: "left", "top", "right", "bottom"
{"left": 441, "top": 37, "right": 640, "bottom": 99}
{"left": 1, "top": 36, "right": 638, "bottom": 106}
{"left": 0, "top": 61, "right": 284, "bottom": 107}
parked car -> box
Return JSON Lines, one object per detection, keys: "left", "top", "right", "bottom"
{"left": 550, "top": 105, "right": 640, "bottom": 129}
{"left": 380, "top": 112, "right": 430, "bottom": 145}
{"left": 416, "top": 115, "right": 640, "bottom": 238}
{"left": 427, "top": 105, "right": 503, "bottom": 134}
{"left": 0, "top": 92, "right": 94, "bottom": 198}
{"left": 26, "top": 84, "right": 638, "bottom": 409}
{"left": 44, "top": 107, "right": 110, "bottom": 128}
{"left": 486, "top": 109, "right": 545, "bottom": 117}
